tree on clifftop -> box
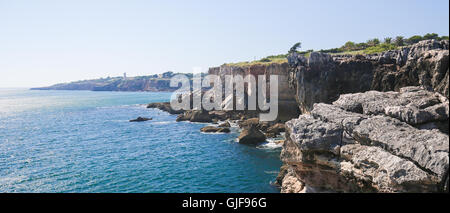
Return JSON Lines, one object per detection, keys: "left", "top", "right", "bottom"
{"left": 289, "top": 42, "right": 302, "bottom": 54}
{"left": 395, "top": 36, "right": 405, "bottom": 46}
{"left": 367, "top": 38, "right": 380, "bottom": 47}
{"left": 423, "top": 33, "right": 439, "bottom": 40}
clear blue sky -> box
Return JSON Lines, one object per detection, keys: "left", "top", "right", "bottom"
{"left": 1, "top": 0, "right": 449, "bottom": 87}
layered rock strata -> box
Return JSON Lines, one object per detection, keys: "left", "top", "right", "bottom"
{"left": 278, "top": 87, "right": 449, "bottom": 193}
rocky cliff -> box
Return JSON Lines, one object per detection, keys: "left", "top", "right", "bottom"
{"left": 287, "top": 39, "right": 449, "bottom": 113}
{"left": 278, "top": 39, "right": 449, "bottom": 193}
{"left": 208, "top": 63, "right": 300, "bottom": 122}
{"left": 278, "top": 87, "right": 449, "bottom": 192}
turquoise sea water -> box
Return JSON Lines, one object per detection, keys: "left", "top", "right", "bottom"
{"left": 0, "top": 89, "right": 281, "bottom": 192}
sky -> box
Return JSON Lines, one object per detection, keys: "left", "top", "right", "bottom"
{"left": 0, "top": 0, "right": 449, "bottom": 88}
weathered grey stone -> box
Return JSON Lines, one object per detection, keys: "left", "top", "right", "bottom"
{"left": 352, "top": 115, "right": 449, "bottom": 180}
{"left": 340, "top": 144, "right": 438, "bottom": 192}
{"left": 333, "top": 90, "right": 397, "bottom": 114}
{"left": 333, "top": 86, "right": 448, "bottom": 127}
{"left": 285, "top": 115, "right": 342, "bottom": 156}
{"left": 280, "top": 86, "right": 449, "bottom": 193}
{"left": 311, "top": 103, "right": 368, "bottom": 130}
{"left": 287, "top": 40, "right": 449, "bottom": 115}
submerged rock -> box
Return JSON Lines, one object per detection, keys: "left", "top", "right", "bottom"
{"left": 129, "top": 117, "right": 152, "bottom": 122}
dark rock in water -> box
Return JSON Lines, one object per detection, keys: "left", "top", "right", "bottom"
{"left": 266, "top": 123, "right": 286, "bottom": 135}
{"left": 176, "top": 110, "right": 214, "bottom": 123}
{"left": 147, "top": 102, "right": 184, "bottom": 114}
{"left": 218, "top": 121, "right": 231, "bottom": 128}
{"left": 258, "top": 122, "right": 271, "bottom": 132}
{"left": 238, "top": 125, "right": 266, "bottom": 145}
{"left": 238, "top": 118, "right": 260, "bottom": 128}
{"left": 264, "top": 132, "right": 277, "bottom": 138}
{"left": 200, "top": 126, "right": 231, "bottom": 133}
{"left": 278, "top": 87, "right": 449, "bottom": 193}
{"left": 129, "top": 117, "right": 152, "bottom": 122}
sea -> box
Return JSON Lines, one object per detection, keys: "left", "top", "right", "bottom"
{"left": 0, "top": 89, "right": 282, "bottom": 192}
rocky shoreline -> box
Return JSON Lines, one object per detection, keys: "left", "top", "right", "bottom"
{"left": 145, "top": 39, "right": 449, "bottom": 193}
{"left": 147, "top": 102, "right": 286, "bottom": 145}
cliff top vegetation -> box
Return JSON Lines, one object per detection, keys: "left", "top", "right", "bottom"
{"left": 224, "top": 33, "right": 449, "bottom": 67}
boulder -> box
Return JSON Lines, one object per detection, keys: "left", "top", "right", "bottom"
{"left": 238, "top": 125, "right": 266, "bottom": 145}
{"left": 190, "top": 111, "right": 213, "bottom": 122}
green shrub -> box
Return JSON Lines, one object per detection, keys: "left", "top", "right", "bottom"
{"left": 363, "top": 43, "right": 397, "bottom": 54}
{"left": 406, "top": 35, "right": 423, "bottom": 44}
{"left": 423, "top": 33, "right": 439, "bottom": 40}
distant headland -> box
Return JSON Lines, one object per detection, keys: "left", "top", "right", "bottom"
{"left": 30, "top": 71, "right": 192, "bottom": 92}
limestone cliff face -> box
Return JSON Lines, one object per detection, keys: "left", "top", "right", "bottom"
{"left": 287, "top": 39, "right": 449, "bottom": 114}
{"left": 208, "top": 63, "right": 300, "bottom": 122}
{"left": 279, "top": 39, "right": 450, "bottom": 193}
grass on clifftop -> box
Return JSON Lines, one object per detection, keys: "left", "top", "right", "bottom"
{"left": 224, "top": 55, "right": 288, "bottom": 67}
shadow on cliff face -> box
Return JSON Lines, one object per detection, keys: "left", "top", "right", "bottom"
{"left": 287, "top": 39, "right": 449, "bottom": 114}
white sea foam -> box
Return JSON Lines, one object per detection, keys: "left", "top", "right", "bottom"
{"left": 200, "top": 132, "right": 229, "bottom": 135}
{"left": 257, "top": 134, "right": 285, "bottom": 149}
{"left": 153, "top": 121, "right": 176, "bottom": 125}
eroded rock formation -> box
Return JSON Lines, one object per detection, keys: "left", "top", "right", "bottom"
{"left": 209, "top": 63, "right": 301, "bottom": 122}
{"left": 278, "top": 87, "right": 449, "bottom": 193}
{"left": 287, "top": 39, "right": 449, "bottom": 113}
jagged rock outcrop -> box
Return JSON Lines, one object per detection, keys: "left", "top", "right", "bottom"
{"left": 176, "top": 110, "right": 213, "bottom": 123}
{"left": 278, "top": 87, "right": 449, "bottom": 193}
{"left": 287, "top": 39, "right": 449, "bottom": 113}
{"left": 147, "top": 102, "right": 185, "bottom": 114}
